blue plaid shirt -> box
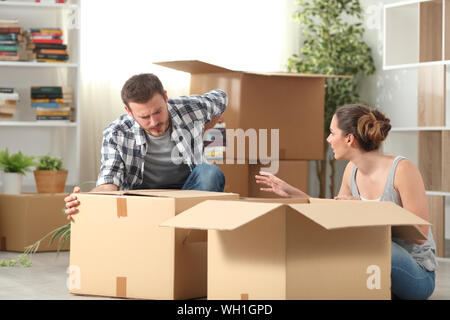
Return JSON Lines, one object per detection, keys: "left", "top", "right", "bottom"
{"left": 97, "top": 89, "right": 228, "bottom": 190}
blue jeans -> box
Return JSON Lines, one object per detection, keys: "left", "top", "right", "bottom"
{"left": 181, "top": 163, "right": 225, "bottom": 192}
{"left": 391, "top": 241, "right": 435, "bottom": 300}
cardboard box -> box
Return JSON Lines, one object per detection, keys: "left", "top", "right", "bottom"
{"left": 154, "top": 60, "right": 333, "bottom": 161}
{"left": 0, "top": 193, "right": 69, "bottom": 252}
{"left": 216, "top": 162, "right": 249, "bottom": 197}
{"left": 69, "top": 189, "right": 239, "bottom": 300}
{"left": 248, "top": 160, "right": 309, "bottom": 198}
{"left": 161, "top": 198, "right": 430, "bottom": 300}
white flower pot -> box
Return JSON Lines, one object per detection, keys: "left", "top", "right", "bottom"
{"left": 2, "top": 172, "right": 23, "bottom": 195}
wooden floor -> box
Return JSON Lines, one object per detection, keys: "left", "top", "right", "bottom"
{"left": 0, "top": 251, "right": 449, "bottom": 300}
{"left": 431, "top": 257, "right": 450, "bottom": 300}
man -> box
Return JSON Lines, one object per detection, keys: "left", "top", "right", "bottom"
{"left": 65, "top": 73, "right": 227, "bottom": 220}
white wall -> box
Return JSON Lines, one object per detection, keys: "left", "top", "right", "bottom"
{"left": 78, "top": 0, "right": 302, "bottom": 185}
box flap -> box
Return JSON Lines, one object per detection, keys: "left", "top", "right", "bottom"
{"left": 240, "top": 197, "right": 309, "bottom": 204}
{"left": 154, "top": 60, "right": 232, "bottom": 74}
{"left": 392, "top": 225, "right": 427, "bottom": 241}
{"left": 160, "top": 200, "right": 283, "bottom": 230}
{"left": 288, "top": 201, "right": 430, "bottom": 230}
{"left": 154, "top": 60, "right": 352, "bottom": 78}
{"left": 243, "top": 71, "right": 352, "bottom": 79}
{"left": 83, "top": 189, "right": 238, "bottom": 199}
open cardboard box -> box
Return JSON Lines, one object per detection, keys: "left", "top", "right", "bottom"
{"left": 161, "top": 197, "right": 430, "bottom": 300}
{"left": 68, "top": 189, "right": 238, "bottom": 300}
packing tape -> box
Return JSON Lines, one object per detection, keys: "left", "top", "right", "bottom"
{"left": 0, "top": 237, "right": 6, "bottom": 250}
{"left": 116, "top": 197, "right": 127, "bottom": 218}
{"left": 116, "top": 277, "right": 127, "bottom": 298}
{"left": 241, "top": 293, "right": 249, "bottom": 300}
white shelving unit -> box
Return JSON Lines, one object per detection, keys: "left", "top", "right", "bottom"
{"left": 391, "top": 126, "right": 450, "bottom": 131}
{"left": 0, "top": 0, "right": 81, "bottom": 193}
{"left": 383, "top": 0, "right": 449, "bottom": 70}
{"left": 383, "top": 0, "right": 449, "bottom": 257}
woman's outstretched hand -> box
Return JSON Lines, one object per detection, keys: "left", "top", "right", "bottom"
{"left": 255, "top": 171, "right": 295, "bottom": 198}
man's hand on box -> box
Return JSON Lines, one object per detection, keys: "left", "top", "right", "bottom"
{"left": 65, "top": 186, "right": 80, "bottom": 222}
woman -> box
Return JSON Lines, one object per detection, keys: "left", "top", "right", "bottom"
{"left": 255, "top": 104, "right": 437, "bottom": 300}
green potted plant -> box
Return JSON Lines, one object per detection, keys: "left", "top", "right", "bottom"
{"left": 287, "top": 0, "right": 376, "bottom": 197}
{"left": 0, "top": 148, "right": 35, "bottom": 195}
{"left": 33, "top": 155, "right": 67, "bottom": 193}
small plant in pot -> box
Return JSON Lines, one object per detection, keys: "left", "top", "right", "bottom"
{"left": 0, "top": 148, "right": 35, "bottom": 195}
{"left": 34, "top": 155, "right": 67, "bottom": 193}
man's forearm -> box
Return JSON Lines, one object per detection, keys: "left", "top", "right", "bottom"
{"left": 90, "top": 183, "right": 119, "bottom": 192}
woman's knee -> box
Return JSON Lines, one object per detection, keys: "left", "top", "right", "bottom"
{"left": 391, "top": 242, "right": 435, "bottom": 300}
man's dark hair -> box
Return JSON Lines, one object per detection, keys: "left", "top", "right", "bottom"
{"left": 121, "top": 73, "right": 166, "bottom": 108}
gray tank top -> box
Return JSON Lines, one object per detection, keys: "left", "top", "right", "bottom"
{"left": 350, "top": 156, "right": 437, "bottom": 272}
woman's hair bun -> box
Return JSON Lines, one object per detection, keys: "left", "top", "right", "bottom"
{"left": 357, "top": 110, "right": 391, "bottom": 144}
{"left": 335, "top": 104, "right": 392, "bottom": 152}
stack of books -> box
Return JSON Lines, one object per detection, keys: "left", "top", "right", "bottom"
{"left": 204, "top": 123, "right": 226, "bottom": 161}
{"left": 25, "top": 28, "right": 69, "bottom": 63}
{"left": 0, "top": 88, "right": 19, "bottom": 118}
{"left": 31, "top": 86, "right": 73, "bottom": 121}
{"left": 35, "top": 0, "right": 66, "bottom": 3}
{"left": 0, "top": 19, "right": 21, "bottom": 61}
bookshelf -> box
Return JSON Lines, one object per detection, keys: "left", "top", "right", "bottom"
{"left": 383, "top": 0, "right": 448, "bottom": 257}
{"left": 0, "top": 0, "right": 80, "bottom": 193}
{"left": 0, "top": 61, "right": 78, "bottom": 67}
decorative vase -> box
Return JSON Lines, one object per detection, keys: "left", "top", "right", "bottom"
{"left": 34, "top": 170, "right": 68, "bottom": 193}
{"left": 2, "top": 172, "right": 23, "bottom": 195}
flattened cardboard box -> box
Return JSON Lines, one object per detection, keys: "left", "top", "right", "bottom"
{"left": 161, "top": 198, "right": 430, "bottom": 300}
{"left": 0, "top": 193, "right": 69, "bottom": 252}
{"left": 154, "top": 60, "right": 344, "bottom": 161}
{"left": 69, "top": 189, "right": 239, "bottom": 300}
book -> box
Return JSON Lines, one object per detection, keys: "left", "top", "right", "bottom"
{"left": 31, "top": 93, "right": 72, "bottom": 99}
{"left": 36, "top": 49, "right": 67, "bottom": 55}
{"left": 36, "top": 53, "right": 68, "bottom": 60}
{"left": 31, "top": 98, "right": 71, "bottom": 103}
{"left": 32, "top": 102, "right": 71, "bottom": 108}
{"left": 0, "top": 34, "right": 18, "bottom": 41}
{"left": 0, "top": 88, "right": 14, "bottom": 93}
{"left": 0, "top": 45, "right": 19, "bottom": 51}
{"left": 31, "top": 35, "right": 62, "bottom": 40}
{"left": 0, "top": 51, "right": 19, "bottom": 56}
{"left": 36, "top": 111, "right": 71, "bottom": 117}
{"left": 31, "top": 32, "right": 63, "bottom": 37}
{"left": 36, "top": 106, "right": 71, "bottom": 112}
{"left": 0, "top": 100, "right": 17, "bottom": 105}
{"left": 36, "top": 59, "right": 67, "bottom": 63}
{"left": 34, "top": 1, "right": 66, "bottom": 5}
{"left": 0, "top": 105, "right": 16, "bottom": 115}
{"left": 32, "top": 102, "right": 61, "bottom": 108}
{"left": 28, "top": 43, "right": 67, "bottom": 50}
{"left": 37, "top": 116, "right": 71, "bottom": 121}
{"left": 0, "top": 19, "right": 19, "bottom": 29}
{"left": 29, "top": 28, "right": 63, "bottom": 34}
{"left": 0, "top": 92, "right": 19, "bottom": 101}
{"left": 32, "top": 39, "right": 63, "bottom": 44}
{"left": 36, "top": 110, "right": 71, "bottom": 115}
{"left": 31, "top": 86, "right": 73, "bottom": 94}
{"left": 0, "top": 55, "right": 19, "bottom": 61}
{"left": 0, "top": 40, "right": 18, "bottom": 45}
{"left": 0, "top": 28, "right": 21, "bottom": 34}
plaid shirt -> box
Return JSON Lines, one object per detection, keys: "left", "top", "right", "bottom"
{"left": 97, "top": 89, "right": 227, "bottom": 190}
